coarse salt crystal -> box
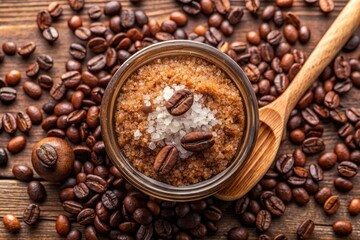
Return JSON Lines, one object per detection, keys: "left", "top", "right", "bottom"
{"left": 133, "top": 129, "right": 142, "bottom": 139}
{"left": 148, "top": 142, "right": 156, "bottom": 150}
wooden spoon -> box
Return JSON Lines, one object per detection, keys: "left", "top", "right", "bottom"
{"left": 216, "top": 0, "right": 360, "bottom": 201}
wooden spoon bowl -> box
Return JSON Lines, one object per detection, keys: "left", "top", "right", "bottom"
{"left": 216, "top": 0, "right": 360, "bottom": 201}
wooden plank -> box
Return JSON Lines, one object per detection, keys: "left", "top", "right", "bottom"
{"left": 0, "top": 0, "right": 359, "bottom": 239}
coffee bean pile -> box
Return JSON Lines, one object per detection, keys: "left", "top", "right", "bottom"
{"left": 0, "top": 0, "right": 359, "bottom": 239}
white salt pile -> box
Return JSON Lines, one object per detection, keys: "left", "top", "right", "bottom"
{"left": 133, "top": 84, "right": 221, "bottom": 159}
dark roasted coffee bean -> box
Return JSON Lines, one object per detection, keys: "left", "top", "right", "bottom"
{"left": 69, "top": 43, "right": 86, "bottom": 60}
{"left": 245, "top": 0, "right": 260, "bottom": 13}
{"left": 177, "top": 212, "right": 201, "bottom": 229}
{"left": 299, "top": 26, "right": 311, "bottom": 44}
{"left": 68, "top": 15, "right": 82, "bottom": 30}
{"left": 87, "top": 54, "right": 106, "bottom": 72}
{"left": 121, "top": 10, "right": 135, "bottom": 28}
{"left": 274, "top": 73, "right": 289, "bottom": 94}
{"left": 7, "top": 136, "right": 26, "bottom": 154}
{"left": 166, "top": 89, "right": 193, "bottom": 116}
{"left": 181, "top": 132, "right": 215, "bottom": 152}
{"left": 318, "top": 152, "right": 337, "bottom": 170}
{"left": 205, "top": 27, "right": 222, "bottom": 46}
{"left": 228, "top": 227, "right": 249, "bottom": 240}
{"left": 297, "top": 219, "right": 314, "bottom": 240}
{"left": 77, "top": 208, "right": 95, "bottom": 225}
{"left": 16, "top": 112, "right": 32, "bottom": 133}
{"left": 214, "top": 0, "right": 230, "bottom": 14}
{"left": 333, "top": 221, "right": 352, "bottom": 236}
{"left": 68, "top": 0, "right": 84, "bottom": 11}
{"left": 287, "top": 176, "right": 306, "bottom": 187}
{"left": 37, "top": 10, "right": 52, "bottom": 30}
{"left": 73, "top": 182, "right": 89, "bottom": 200}
{"left": 240, "top": 212, "right": 256, "bottom": 226}
{"left": 0, "top": 148, "right": 8, "bottom": 167}
{"left": 74, "top": 27, "right": 91, "bottom": 41}
{"left": 104, "top": 1, "right": 121, "bottom": 16}
{"left": 66, "top": 229, "right": 82, "bottom": 240}
{"left": 63, "top": 200, "right": 83, "bottom": 215}
{"left": 256, "top": 210, "right": 271, "bottom": 231}
{"left": 42, "top": 27, "right": 59, "bottom": 43}
{"left": 292, "top": 187, "right": 309, "bottom": 206}
{"left": 84, "top": 225, "right": 97, "bottom": 240}
{"left": 88, "top": 5, "right": 102, "bottom": 20}
{"left": 18, "top": 42, "right": 36, "bottom": 57}
{"left": 37, "top": 74, "right": 53, "bottom": 90}
{"left": 276, "top": 154, "right": 294, "bottom": 174}
{"left": 262, "top": 5, "right": 276, "bottom": 21}
{"left": 23, "top": 204, "right": 40, "bottom": 225}
{"left": 2, "top": 42, "right": 17, "bottom": 55}
{"left": 338, "top": 161, "right": 358, "bottom": 178}
{"left": 2, "top": 113, "right": 17, "bottom": 134}
{"left": 136, "top": 224, "right": 153, "bottom": 240}
{"left": 304, "top": 178, "right": 319, "bottom": 195}
{"left": 88, "top": 37, "right": 108, "bottom": 54}
{"left": 315, "top": 187, "right": 332, "bottom": 205}
{"left": 23, "top": 81, "right": 42, "bottom": 99}
{"left": 133, "top": 208, "right": 153, "bottom": 225}
{"left": 27, "top": 181, "right": 46, "bottom": 202}
{"left": 56, "top": 214, "right": 70, "bottom": 236}
{"left": 244, "top": 63, "right": 260, "bottom": 82}
{"left": 85, "top": 174, "right": 108, "bottom": 193}
{"left": 263, "top": 195, "right": 285, "bottom": 217}
{"left": 283, "top": 24, "right": 298, "bottom": 44}
{"left": 324, "top": 195, "right": 339, "bottom": 215}
{"left": 343, "top": 35, "right": 360, "bottom": 52}
{"left": 267, "top": 30, "right": 282, "bottom": 45}
{"left": 153, "top": 145, "right": 179, "bottom": 174}
{"left": 334, "top": 177, "right": 353, "bottom": 192}
{"left": 309, "top": 164, "right": 323, "bottom": 181}
{"left": 0, "top": 87, "right": 17, "bottom": 103}
{"left": 302, "top": 137, "right": 325, "bottom": 154}
{"left": 183, "top": 1, "right": 201, "bottom": 15}
{"left": 334, "top": 55, "right": 351, "bottom": 79}
{"left": 26, "top": 106, "right": 42, "bottom": 125}
{"left": 273, "top": 10, "right": 284, "bottom": 27}
{"left": 102, "top": 191, "right": 119, "bottom": 210}
{"left": 26, "top": 63, "right": 40, "bottom": 78}
{"left": 227, "top": 7, "right": 243, "bottom": 25}
{"left": 319, "top": 0, "right": 334, "bottom": 13}
{"left": 48, "top": 2, "right": 63, "bottom": 18}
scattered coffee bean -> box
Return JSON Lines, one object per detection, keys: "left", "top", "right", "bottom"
{"left": 23, "top": 204, "right": 40, "bottom": 226}
{"left": 56, "top": 214, "right": 71, "bottom": 236}
{"left": 332, "top": 221, "right": 352, "bottom": 236}
{"left": 7, "top": 136, "right": 26, "bottom": 154}
{"left": 323, "top": 195, "right": 339, "bottom": 215}
{"left": 154, "top": 145, "right": 179, "bottom": 174}
{"left": 3, "top": 214, "right": 20, "bottom": 233}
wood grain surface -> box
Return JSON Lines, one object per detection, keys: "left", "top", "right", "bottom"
{"left": 0, "top": 0, "right": 359, "bottom": 239}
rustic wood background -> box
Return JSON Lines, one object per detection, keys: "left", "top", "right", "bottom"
{"left": 0, "top": 0, "right": 359, "bottom": 239}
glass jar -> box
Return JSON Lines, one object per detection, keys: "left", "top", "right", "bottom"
{"left": 101, "top": 40, "right": 259, "bottom": 201}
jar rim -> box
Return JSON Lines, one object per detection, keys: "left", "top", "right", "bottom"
{"left": 101, "top": 40, "right": 259, "bottom": 201}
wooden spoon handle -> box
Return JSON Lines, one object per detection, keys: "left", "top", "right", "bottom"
{"left": 279, "top": 0, "right": 360, "bottom": 116}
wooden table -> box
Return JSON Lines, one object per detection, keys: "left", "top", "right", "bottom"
{"left": 0, "top": 0, "right": 359, "bottom": 239}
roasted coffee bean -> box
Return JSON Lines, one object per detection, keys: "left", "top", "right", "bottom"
{"left": 23, "top": 204, "right": 40, "bottom": 225}
{"left": 69, "top": 43, "right": 87, "bottom": 60}
{"left": 244, "top": 64, "right": 260, "bottom": 82}
{"left": 297, "top": 219, "right": 314, "bottom": 240}
{"left": 74, "top": 27, "right": 91, "bottom": 41}
{"left": 84, "top": 225, "right": 97, "bottom": 239}
{"left": 292, "top": 188, "right": 310, "bottom": 206}
{"left": 42, "top": 26, "right": 59, "bottom": 43}
{"left": 153, "top": 145, "right": 179, "bottom": 174}
{"left": 334, "top": 143, "right": 350, "bottom": 162}
{"left": 85, "top": 174, "right": 108, "bottom": 193}
{"left": 208, "top": 13, "right": 223, "bottom": 28}
{"left": 214, "top": 0, "right": 230, "bottom": 15}
{"left": 309, "top": 164, "right": 324, "bottom": 182}
{"left": 86, "top": 106, "right": 100, "bottom": 128}
{"left": 37, "top": 10, "right": 52, "bottom": 30}
{"left": 314, "top": 187, "right": 332, "bottom": 205}
{"left": 59, "top": 188, "right": 75, "bottom": 202}
{"left": 66, "top": 59, "right": 82, "bottom": 72}
{"left": 56, "top": 214, "right": 70, "bottom": 236}
{"left": 319, "top": 0, "right": 334, "bottom": 13}
{"left": 183, "top": 1, "right": 201, "bottom": 15}
{"left": 63, "top": 200, "right": 83, "bottom": 215}
{"left": 66, "top": 229, "right": 82, "bottom": 240}
{"left": 3, "top": 214, "right": 20, "bottom": 233}
{"left": 133, "top": 208, "right": 153, "bottom": 225}
{"left": 262, "top": 5, "right": 276, "bottom": 21}
{"left": 334, "top": 177, "right": 353, "bottom": 192}
{"left": 324, "top": 195, "right": 339, "bottom": 215}
{"left": 334, "top": 55, "right": 351, "bottom": 79}
{"left": 7, "top": 136, "right": 26, "bottom": 154}
{"left": 234, "top": 197, "right": 249, "bottom": 215}
{"left": 333, "top": 221, "right": 352, "bottom": 236}
{"left": 26, "top": 106, "right": 43, "bottom": 125}
{"left": 87, "top": 54, "right": 106, "bottom": 72}
{"left": 283, "top": 24, "right": 298, "bottom": 45}
{"left": 181, "top": 132, "right": 215, "bottom": 152}
{"left": 23, "top": 81, "right": 42, "bottom": 99}
{"left": 274, "top": 182, "right": 292, "bottom": 204}
{"left": 227, "top": 7, "right": 243, "bottom": 25}
{"left": 38, "top": 74, "right": 53, "bottom": 90}
{"left": 246, "top": 31, "right": 261, "bottom": 45}
{"left": 205, "top": 27, "right": 222, "bottom": 46}
{"left": 77, "top": 208, "right": 96, "bottom": 225}
{"left": 73, "top": 182, "right": 89, "bottom": 200}
{"left": 227, "top": 227, "right": 249, "bottom": 240}
{"left": 87, "top": 5, "right": 102, "bottom": 20}
{"left": 177, "top": 212, "right": 201, "bottom": 229}
{"left": 240, "top": 212, "right": 256, "bottom": 226}
{"left": 166, "top": 89, "right": 193, "bottom": 116}
{"left": 255, "top": 210, "right": 271, "bottom": 232}
{"left": 18, "top": 42, "right": 36, "bottom": 57}
{"left": 0, "top": 87, "right": 17, "bottom": 102}
{"left": 0, "top": 148, "right": 8, "bottom": 167}
{"left": 337, "top": 161, "right": 358, "bottom": 178}
{"left": 48, "top": 2, "right": 63, "bottom": 18}
{"left": 2, "top": 42, "right": 17, "bottom": 55}
{"left": 101, "top": 191, "right": 119, "bottom": 210}
{"left": 88, "top": 37, "right": 108, "bottom": 54}
{"left": 302, "top": 137, "right": 325, "bottom": 154}
{"left": 274, "top": 73, "right": 289, "bottom": 94}
{"left": 263, "top": 195, "right": 285, "bottom": 217}
{"left": 68, "top": 0, "right": 84, "bottom": 11}
{"left": 121, "top": 10, "right": 135, "bottom": 28}
{"left": 348, "top": 198, "right": 360, "bottom": 215}
{"left": 27, "top": 181, "right": 46, "bottom": 202}
{"left": 275, "top": 154, "right": 294, "bottom": 174}
{"left": 304, "top": 178, "right": 319, "bottom": 195}
{"left": 287, "top": 176, "right": 306, "bottom": 187}
{"left": 267, "top": 30, "right": 282, "bottom": 45}
{"left": 259, "top": 23, "right": 272, "bottom": 41}
{"left": 344, "top": 35, "right": 360, "bottom": 52}
{"left": 2, "top": 113, "right": 17, "bottom": 134}
{"left": 5, "top": 70, "right": 21, "bottom": 86}
{"left": 317, "top": 152, "right": 337, "bottom": 169}
{"left": 245, "top": 0, "right": 260, "bottom": 13}
{"left": 16, "top": 112, "right": 32, "bottom": 133}
{"left": 26, "top": 63, "right": 40, "bottom": 77}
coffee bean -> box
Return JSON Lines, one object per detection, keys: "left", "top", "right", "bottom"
{"left": 183, "top": 1, "right": 201, "bottom": 15}
{"left": 26, "top": 106, "right": 43, "bottom": 125}
{"left": 177, "top": 212, "right": 201, "bottom": 229}
{"left": 227, "top": 7, "right": 243, "bottom": 25}
{"left": 235, "top": 197, "right": 249, "bottom": 215}
{"left": 7, "top": 136, "right": 26, "bottom": 154}
{"left": 292, "top": 187, "right": 310, "bottom": 206}
{"left": 304, "top": 178, "right": 319, "bottom": 195}
{"left": 255, "top": 210, "right": 271, "bottom": 232}
{"left": 27, "top": 181, "right": 46, "bottom": 203}
{"left": 23, "top": 81, "right": 42, "bottom": 99}
{"left": 334, "top": 177, "right": 353, "bottom": 192}
{"left": 101, "top": 191, "right": 119, "bottom": 210}
{"left": 319, "top": 0, "right": 334, "bottom": 13}
{"left": 42, "top": 27, "right": 59, "bottom": 43}
{"left": 2, "top": 113, "right": 17, "bottom": 134}
{"left": 77, "top": 208, "right": 95, "bottom": 225}
{"left": 153, "top": 145, "right": 179, "bottom": 174}
{"left": 85, "top": 174, "right": 108, "bottom": 193}
{"left": 299, "top": 26, "right": 311, "bottom": 44}
{"left": 68, "top": 0, "right": 84, "bottom": 11}
{"left": 88, "top": 37, "right": 108, "bottom": 54}
{"left": 18, "top": 42, "right": 36, "bottom": 57}
{"left": 11, "top": 165, "right": 33, "bottom": 182}
{"left": 348, "top": 198, "right": 360, "bottom": 215}
{"left": 121, "top": 10, "right": 135, "bottom": 28}
{"left": 37, "top": 74, "right": 53, "bottom": 90}
{"left": 205, "top": 27, "right": 222, "bottom": 46}
{"left": 87, "top": 54, "right": 106, "bottom": 72}
{"left": 165, "top": 89, "right": 193, "bottom": 116}
{"left": 69, "top": 43, "right": 87, "bottom": 60}
{"left": 323, "top": 195, "right": 339, "bottom": 215}
{"left": 334, "top": 55, "right": 351, "bottom": 79}
{"left": 337, "top": 161, "right": 358, "bottom": 178}
{"left": 262, "top": 5, "right": 276, "bottom": 21}
{"left": 48, "top": 2, "right": 63, "bottom": 18}
{"left": 343, "top": 35, "right": 360, "bottom": 52}
{"left": 315, "top": 187, "right": 332, "bottom": 205}
{"left": 297, "top": 219, "right": 314, "bottom": 240}
{"left": 274, "top": 73, "right": 289, "bottom": 94}
{"left": 2, "top": 42, "right": 17, "bottom": 55}
{"left": 245, "top": 0, "right": 260, "bottom": 13}
{"left": 263, "top": 194, "right": 285, "bottom": 217}
{"left": 56, "top": 214, "right": 70, "bottom": 236}
{"left": 3, "top": 214, "right": 20, "bottom": 233}
{"left": 133, "top": 208, "right": 153, "bottom": 225}
{"left": 302, "top": 137, "right": 325, "bottom": 154}
{"left": 246, "top": 31, "right": 261, "bottom": 45}
{"left": 317, "top": 152, "right": 337, "bottom": 169}
{"left": 16, "top": 112, "right": 32, "bottom": 133}
{"left": 283, "top": 24, "right": 298, "bottom": 44}
{"left": 23, "top": 204, "right": 40, "bottom": 225}
{"left": 267, "top": 30, "right": 282, "bottom": 45}
{"left": 5, "top": 70, "right": 21, "bottom": 86}
{"left": 227, "top": 227, "right": 249, "bottom": 240}
{"left": 0, "top": 87, "right": 17, "bottom": 103}
{"left": 309, "top": 164, "right": 324, "bottom": 182}
{"left": 37, "top": 10, "right": 52, "bottom": 30}
{"left": 0, "top": 148, "right": 8, "bottom": 167}
{"left": 181, "top": 132, "right": 215, "bottom": 152}
{"left": 63, "top": 200, "right": 83, "bottom": 215}
{"left": 66, "top": 229, "right": 82, "bottom": 240}
{"left": 333, "top": 221, "right": 352, "bottom": 236}
{"left": 275, "top": 154, "right": 294, "bottom": 174}
{"left": 26, "top": 63, "right": 40, "bottom": 78}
